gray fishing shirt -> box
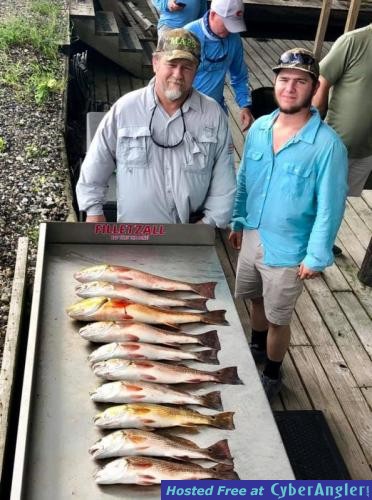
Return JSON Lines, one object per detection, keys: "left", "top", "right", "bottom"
{"left": 76, "top": 79, "right": 236, "bottom": 227}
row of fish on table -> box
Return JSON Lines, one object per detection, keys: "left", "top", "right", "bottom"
{"left": 66, "top": 264, "right": 243, "bottom": 486}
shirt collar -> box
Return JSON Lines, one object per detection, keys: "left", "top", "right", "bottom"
{"left": 146, "top": 77, "right": 202, "bottom": 114}
{"left": 201, "top": 11, "right": 222, "bottom": 41}
{"left": 260, "top": 106, "right": 322, "bottom": 144}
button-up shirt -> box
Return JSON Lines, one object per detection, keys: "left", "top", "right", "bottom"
{"left": 76, "top": 79, "right": 236, "bottom": 227}
{"left": 231, "top": 108, "right": 348, "bottom": 271}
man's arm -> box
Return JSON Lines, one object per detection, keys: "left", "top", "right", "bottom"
{"left": 200, "top": 112, "right": 237, "bottom": 228}
{"left": 228, "top": 37, "right": 253, "bottom": 130}
{"left": 76, "top": 108, "right": 118, "bottom": 219}
{"left": 152, "top": 0, "right": 170, "bottom": 12}
{"left": 312, "top": 75, "right": 332, "bottom": 118}
{"left": 303, "top": 139, "right": 348, "bottom": 271}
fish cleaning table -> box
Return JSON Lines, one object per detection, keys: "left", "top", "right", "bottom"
{"left": 11, "top": 223, "right": 294, "bottom": 499}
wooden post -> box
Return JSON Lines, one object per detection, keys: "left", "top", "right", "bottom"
{"left": 358, "top": 236, "right": 372, "bottom": 287}
{"left": 344, "top": 0, "right": 362, "bottom": 32}
{"left": 313, "top": 0, "right": 333, "bottom": 60}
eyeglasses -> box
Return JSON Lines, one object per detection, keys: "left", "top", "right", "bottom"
{"left": 278, "top": 52, "right": 316, "bottom": 66}
{"left": 204, "top": 39, "right": 228, "bottom": 63}
{"left": 149, "top": 104, "right": 186, "bottom": 149}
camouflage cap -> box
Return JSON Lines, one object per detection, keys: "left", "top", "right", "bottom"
{"left": 155, "top": 28, "right": 201, "bottom": 65}
{"left": 272, "top": 48, "right": 320, "bottom": 79}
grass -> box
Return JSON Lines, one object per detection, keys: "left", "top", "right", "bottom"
{"left": 0, "top": 0, "right": 67, "bottom": 104}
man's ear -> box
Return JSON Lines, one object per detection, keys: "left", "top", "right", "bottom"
{"left": 152, "top": 54, "right": 159, "bottom": 73}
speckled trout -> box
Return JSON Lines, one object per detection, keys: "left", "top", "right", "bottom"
{"left": 88, "top": 342, "right": 219, "bottom": 364}
{"left": 94, "top": 403, "right": 235, "bottom": 430}
{"left": 74, "top": 264, "right": 216, "bottom": 298}
{"left": 67, "top": 297, "right": 228, "bottom": 326}
{"left": 92, "top": 359, "right": 243, "bottom": 385}
{"left": 95, "top": 457, "right": 239, "bottom": 484}
{"left": 90, "top": 429, "right": 233, "bottom": 463}
{"left": 79, "top": 321, "right": 220, "bottom": 350}
{"left": 75, "top": 281, "right": 208, "bottom": 310}
{"left": 90, "top": 381, "right": 223, "bottom": 409}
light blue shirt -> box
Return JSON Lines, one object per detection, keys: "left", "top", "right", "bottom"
{"left": 184, "top": 16, "right": 251, "bottom": 110}
{"left": 231, "top": 108, "right": 348, "bottom": 271}
{"left": 76, "top": 80, "right": 236, "bottom": 228}
{"left": 152, "top": 0, "right": 207, "bottom": 30}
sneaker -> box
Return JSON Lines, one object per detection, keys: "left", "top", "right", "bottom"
{"left": 332, "top": 245, "right": 343, "bottom": 256}
{"left": 260, "top": 372, "right": 282, "bottom": 401}
{"left": 249, "top": 343, "right": 267, "bottom": 363}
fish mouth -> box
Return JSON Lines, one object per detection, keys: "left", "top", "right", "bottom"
{"left": 66, "top": 297, "right": 108, "bottom": 318}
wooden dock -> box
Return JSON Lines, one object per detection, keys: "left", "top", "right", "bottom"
{"left": 87, "top": 36, "right": 372, "bottom": 479}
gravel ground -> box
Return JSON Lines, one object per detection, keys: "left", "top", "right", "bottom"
{"left": 0, "top": 0, "right": 73, "bottom": 364}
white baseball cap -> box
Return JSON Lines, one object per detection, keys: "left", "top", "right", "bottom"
{"left": 210, "top": 0, "right": 246, "bottom": 33}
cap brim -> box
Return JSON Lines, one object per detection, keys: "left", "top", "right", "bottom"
{"left": 272, "top": 64, "right": 319, "bottom": 78}
{"left": 223, "top": 16, "right": 246, "bottom": 33}
{"left": 162, "top": 50, "right": 199, "bottom": 65}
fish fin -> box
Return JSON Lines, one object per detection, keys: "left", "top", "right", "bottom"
{"left": 164, "top": 323, "right": 180, "bottom": 330}
{"left": 210, "top": 463, "right": 240, "bottom": 480}
{"left": 209, "top": 411, "right": 235, "bottom": 430}
{"left": 142, "top": 375, "right": 157, "bottom": 381}
{"left": 183, "top": 297, "right": 209, "bottom": 311}
{"left": 195, "top": 349, "right": 219, "bottom": 365}
{"left": 205, "top": 439, "right": 233, "bottom": 463}
{"left": 199, "top": 391, "right": 223, "bottom": 410}
{"left": 125, "top": 384, "right": 144, "bottom": 392}
{"left": 134, "top": 361, "right": 155, "bottom": 369}
{"left": 123, "top": 343, "right": 141, "bottom": 351}
{"left": 133, "top": 407, "right": 152, "bottom": 415}
{"left": 196, "top": 330, "right": 220, "bottom": 350}
{"left": 166, "top": 435, "right": 199, "bottom": 449}
{"left": 129, "top": 458, "right": 153, "bottom": 468}
{"left": 190, "top": 282, "right": 217, "bottom": 299}
{"left": 201, "top": 310, "right": 228, "bottom": 326}
{"left": 128, "top": 435, "right": 148, "bottom": 444}
{"left": 215, "top": 366, "right": 243, "bottom": 385}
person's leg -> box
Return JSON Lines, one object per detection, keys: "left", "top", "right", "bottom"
{"left": 348, "top": 155, "right": 372, "bottom": 197}
{"left": 250, "top": 297, "right": 268, "bottom": 362}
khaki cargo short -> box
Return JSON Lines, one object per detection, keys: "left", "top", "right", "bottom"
{"left": 348, "top": 155, "right": 372, "bottom": 196}
{"left": 235, "top": 230, "right": 303, "bottom": 326}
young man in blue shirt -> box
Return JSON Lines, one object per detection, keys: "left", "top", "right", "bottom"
{"left": 229, "top": 49, "right": 348, "bottom": 401}
{"left": 184, "top": 0, "right": 254, "bottom": 131}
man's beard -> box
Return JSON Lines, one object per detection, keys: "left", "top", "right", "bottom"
{"left": 275, "top": 93, "right": 313, "bottom": 114}
{"left": 164, "top": 88, "right": 184, "bottom": 101}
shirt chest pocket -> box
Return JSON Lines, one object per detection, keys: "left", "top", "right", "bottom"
{"left": 184, "top": 128, "right": 217, "bottom": 173}
{"left": 117, "top": 127, "right": 150, "bottom": 169}
{"left": 283, "top": 162, "right": 312, "bottom": 178}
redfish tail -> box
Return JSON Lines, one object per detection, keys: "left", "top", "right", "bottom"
{"left": 215, "top": 366, "right": 243, "bottom": 385}
{"left": 191, "top": 282, "right": 216, "bottom": 299}
{"left": 195, "top": 349, "right": 219, "bottom": 365}
{"left": 211, "top": 411, "right": 235, "bottom": 430}
{"left": 199, "top": 390, "right": 223, "bottom": 410}
{"left": 201, "top": 310, "right": 228, "bottom": 326}
{"left": 184, "top": 297, "right": 209, "bottom": 311}
{"left": 196, "top": 330, "right": 220, "bottom": 350}
{"left": 206, "top": 439, "right": 233, "bottom": 463}
{"left": 210, "top": 463, "right": 239, "bottom": 480}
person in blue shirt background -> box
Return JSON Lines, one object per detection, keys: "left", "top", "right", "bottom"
{"left": 152, "top": 0, "right": 207, "bottom": 33}
{"left": 185, "top": 0, "right": 254, "bottom": 131}
{"left": 229, "top": 48, "right": 348, "bottom": 401}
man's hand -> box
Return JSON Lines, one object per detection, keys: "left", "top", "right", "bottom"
{"left": 229, "top": 230, "right": 243, "bottom": 250}
{"left": 86, "top": 214, "right": 106, "bottom": 223}
{"left": 297, "top": 263, "right": 320, "bottom": 280}
{"left": 168, "top": 1, "right": 185, "bottom": 11}
{"left": 240, "top": 108, "right": 254, "bottom": 132}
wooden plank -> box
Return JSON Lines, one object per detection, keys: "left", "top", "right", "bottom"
{"left": 127, "top": 1, "right": 156, "bottom": 32}
{"left": 304, "top": 278, "right": 372, "bottom": 387}
{"left": 344, "top": 201, "right": 371, "bottom": 250}
{"left": 313, "top": 0, "right": 332, "bottom": 59}
{"left": 0, "top": 237, "right": 28, "bottom": 484}
{"left": 335, "top": 291, "right": 372, "bottom": 359}
{"left": 362, "top": 189, "right": 372, "bottom": 209}
{"left": 69, "top": 0, "right": 95, "bottom": 17}
{"left": 344, "top": 0, "right": 362, "bottom": 32}
{"left": 119, "top": 26, "right": 143, "bottom": 52}
{"left": 290, "top": 310, "right": 311, "bottom": 346}
{"left": 322, "top": 263, "right": 351, "bottom": 292}
{"left": 334, "top": 243, "right": 372, "bottom": 319}
{"left": 290, "top": 346, "right": 372, "bottom": 479}
{"left": 338, "top": 219, "right": 366, "bottom": 268}
{"left": 95, "top": 11, "right": 119, "bottom": 36}
{"left": 361, "top": 387, "right": 372, "bottom": 411}
{"left": 348, "top": 196, "right": 372, "bottom": 232}
{"left": 281, "top": 351, "right": 313, "bottom": 409}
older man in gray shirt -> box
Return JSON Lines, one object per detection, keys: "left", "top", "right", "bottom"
{"left": 76, "top": 29, "right": 236, "bottom": 227}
